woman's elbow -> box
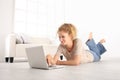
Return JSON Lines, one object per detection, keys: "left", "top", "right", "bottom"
{"left": 73, "top": 60, "right": 80, "bottom": 66}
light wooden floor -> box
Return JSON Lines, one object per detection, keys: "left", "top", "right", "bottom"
{"left": 0, "top": 57, "right": 120, "bottom": 80}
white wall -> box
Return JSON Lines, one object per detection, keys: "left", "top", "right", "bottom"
{"left": 65, "top": 0, "right": 120, "bottom": 58}
{"left": 0, "top": 0, "right": 120, "bottom": 62}
{"left": 0, "top": 0, "right": 14, "bottom": 62}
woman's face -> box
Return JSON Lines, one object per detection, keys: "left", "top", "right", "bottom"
{"left": 58, "top": 31, "right": 72, "bottom": 46}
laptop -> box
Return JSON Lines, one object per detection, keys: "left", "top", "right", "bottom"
{"left": 26, "top": 46, "right": 64, "bottom": 70}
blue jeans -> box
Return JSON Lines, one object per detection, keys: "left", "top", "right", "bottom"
{"left": 86, "top": 39, "right": 107, "bottom": 62}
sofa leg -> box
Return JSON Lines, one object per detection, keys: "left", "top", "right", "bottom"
{"left": 10, "top": 57, "right": 14, "bottom": 63}
{"left": 5, "top": 57, "right": 14, "bottom": 63}
{"left": 5, "top": 57, "right": 9, "bottom": 62}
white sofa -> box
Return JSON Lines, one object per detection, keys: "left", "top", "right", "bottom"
{"left": 5, "top": 33, "right": 59, "bottom": 63}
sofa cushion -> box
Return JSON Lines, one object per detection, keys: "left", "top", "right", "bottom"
{"left": 15, "top": 33, "right": 30, "bottom": 44}
{"left": 16, "top": 33, "right": 24, "bottom": 44}
{"left": 20, "top": 33, "right": 30, "bottom": 44}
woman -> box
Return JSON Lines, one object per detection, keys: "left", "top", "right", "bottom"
{"left": 46, "top": 23, "right": 107, "bottom": 66}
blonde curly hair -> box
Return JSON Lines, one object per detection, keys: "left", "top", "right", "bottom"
{"left": 57, "top": 23, "right": 77, "bottom": 40}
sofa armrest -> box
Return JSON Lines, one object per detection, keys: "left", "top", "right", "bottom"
{"left": 5, "top": 33, "right": 16, "bottom": 57}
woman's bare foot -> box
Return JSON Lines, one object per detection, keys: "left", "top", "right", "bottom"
{"left": 88, "top": 32, "right": 93, "bottom": 40}
{"left": 99, "top": 39, "right": 106, "bottom": 44}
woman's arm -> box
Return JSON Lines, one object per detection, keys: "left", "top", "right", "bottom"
{"left": 56, "top": 55, "right": 81, "bottom": 66}
{"left": 46, "top": 54, "right": 60, "bottom": 65}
